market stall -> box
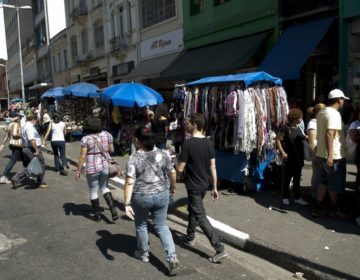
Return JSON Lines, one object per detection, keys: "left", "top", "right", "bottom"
{"left": 180, "top": 71, "right": 288, "bottom": 188}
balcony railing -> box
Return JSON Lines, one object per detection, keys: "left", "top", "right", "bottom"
{"left": 71, "top": 4, "right": 88, "bottom": 21}
{"left": 110, "top": 36, "right": 128, "bottom": 53}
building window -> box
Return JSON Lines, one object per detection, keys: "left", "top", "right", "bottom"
{"left": 127, "top": 1, "right": 132, "bottom": 33}
{"left": 81, "top": 28, "right": 88, "bottom": 54}
{"left": 140, "top": 0, "right": 176, "bottom": 29}
{"left": 70, "top": 35, "right": 78, "bottom": 58}
{"left": 118, "top": 5, "right": 125, "bottom": 38}
{"left": 58, "top": 52, "right": 62, "bottom": 71}
{"left": 214, "top": 0, "right": 230, "bottom": 6}
{"left": 63, "top": 49, "right": 68, "bottom": 69}
{"left": 94, "top": 19, "right": 104, "bottom": 48}
{"left": 190, "top": 0, "right": 204, "bottom": 16}
{"left": 53, "top": 56, "right": 57, "bottom": 73}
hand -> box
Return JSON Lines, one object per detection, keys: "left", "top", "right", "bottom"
{"left": 34, "top": 150, "right": 40, "bottom": 156}
{"left": 0, "top": 144, "right": 4, "bottom": 152}
{"left": 281, "top": 152, "right": 288, "bottom": 160}
{"left": 75, "top": 171, "right": 81, "bottom": 181}
{"left": 326, "top": 157, "right": 333, "bottom": 167}
{"left": 170, "top": 187, "right": 176, "bottom": 196}
{"left": 211, "top": 189, "right": 219, "bottom": 200}
{"left": 125, "top": 205, "right": 135, "bottom": 220}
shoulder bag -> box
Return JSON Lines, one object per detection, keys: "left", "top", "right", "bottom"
{"left": 91, "top": 135, "right": 122, "bottom": 178}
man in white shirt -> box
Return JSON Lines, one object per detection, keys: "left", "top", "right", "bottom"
{"left": 312, "top": 89, "right": 348, "bottom": 218}
{"left": 11, "top": 114, "right": 47, "bottom": 189}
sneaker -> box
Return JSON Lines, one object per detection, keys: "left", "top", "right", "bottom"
{"left": 11, "top": 180, "right": 20, "bottom": 189}
{"left": 0, "top": 176, "right": 11, "bottom": 184}
{"left": 311, "top": 205, "right": 326, "bottom": 217}
{"left": 182, "top": 237, "right": 195, "bottom": 246}
{"left": 168, "top": 258, "right": 180, "bottom": 276}
{"left": 282, "top": 198, "right": 290, "bottom": 206}
{"left": 222, "top": 188, "right": 237, "bottom": 195}
{"left": 38, "top": 184, "right": 49, "bottom": 188}
{"left": 134, "top": 250, "right": 149, "bottom": 263}
{"left": 209, "top": 250, "right": 228, "bottom": 263}
{"left": 328, "top": 208, "right": 350, "bottom": 219}
{"left": 294, "top": 198, "right": 308, "bottom": 206}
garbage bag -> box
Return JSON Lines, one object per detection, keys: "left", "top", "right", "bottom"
{"left": 27, "top": 157, "right": 44, "bottom": 177}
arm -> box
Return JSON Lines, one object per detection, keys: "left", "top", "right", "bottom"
{"left": 168, "top": 168, "right": 177, "bottom": 195}
{"left": 308, "top": 129, "right": 317, "bottom": 151}
{"left": 275, "top": 131, "right": 287, "bottom": 159}
{"left": 325, "top": 129, "right": 335, "bottom": 166}
{"left": 210, "top": 158, "right": 219, "bottom": 200}
{"left": 0, "top": 127, "right": 10, "bottom": 152}
{"left": 75, "top": 146, "right": 87, "bottom": 181}
{"left": 124, "top": 176, "right": 135, "bottom": 220}
{"left": 176, "top": 161, "right": 186, "bottom": 173}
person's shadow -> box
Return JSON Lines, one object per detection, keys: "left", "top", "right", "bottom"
{"left": 96, "top": 230, "right": 169, "bottom": 275}
{"left": 63, "top": 202, "right": 93, "bottom": 221}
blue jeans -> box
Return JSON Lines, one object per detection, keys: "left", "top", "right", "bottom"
{"left": 132, "top": 190, "right": 176, "bottom": 261}
{"left": 86, "top": 169, "right": 110, "bottom": 200}
{"left": 51, "top": 141, "right": 67, "bottom": 171}
{"left": 2, "top": 147, "right": 22, "bottom": 178}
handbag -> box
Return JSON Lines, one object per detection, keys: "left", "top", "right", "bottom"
{"left": 345, "top": 133, "right": 357, "bottom": 164}
{"left": 91, "top": 135, "right": 123, "bottom": 178}
{"left": 9, "top": 137, "right": 22, "bottom": 148}
{"left": 303, "top": 139, "right": 315, "bottom": 161}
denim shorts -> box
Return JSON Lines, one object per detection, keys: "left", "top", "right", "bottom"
{"left": 318, "top": 157, "right": 346, "bottom": 192}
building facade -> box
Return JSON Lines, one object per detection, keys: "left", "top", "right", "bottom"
{"left": 0, "top": 59, "right": 9, "bottom": 111}
{"left": 340, "top": 0, "right": 360, "bottom": 103}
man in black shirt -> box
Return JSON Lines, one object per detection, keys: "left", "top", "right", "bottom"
{"left": 177, "top": 113, "right": 228, "bottom": 263}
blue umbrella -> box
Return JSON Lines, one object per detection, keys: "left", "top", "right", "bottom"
{"left": 41, "top": 87, "right": 66, "bottom": 99}
{"left": 63, "top": 82, "right": 100, "bottom": 98}
{"left": 101, "top": 83, "right": 164, "bottom": 108}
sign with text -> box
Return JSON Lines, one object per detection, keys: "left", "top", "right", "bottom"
{"left": 140, "top": 29, "right": 183, "bottom": 59}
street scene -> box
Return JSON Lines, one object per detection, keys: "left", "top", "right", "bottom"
{"left": 1, "top": 1, "right": 360, "bottom": 280}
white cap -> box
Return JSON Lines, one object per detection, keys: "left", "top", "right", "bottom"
{"left": 328, "top": 89, "right": 349, "bottom": 100}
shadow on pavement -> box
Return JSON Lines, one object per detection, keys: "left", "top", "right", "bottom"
{"left": 63, "top": 202, "right": 93, "bottom": 221}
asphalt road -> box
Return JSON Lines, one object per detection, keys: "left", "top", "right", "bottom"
{"left": 0, "top": 127, "right": 296, "bottom": 280}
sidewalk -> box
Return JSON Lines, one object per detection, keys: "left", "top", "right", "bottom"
{"left": 46, "top": 140, "right": 360, "bottom": 280}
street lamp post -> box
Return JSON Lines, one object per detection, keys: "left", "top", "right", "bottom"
{"left": 0, "top": 4, "right": 32, "bottom": 104}
{"left": 0, "top": 63, "right": 10, "bottom": 109}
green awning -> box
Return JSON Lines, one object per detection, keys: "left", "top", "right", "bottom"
{"left": 161, "top": 32, "right": 268, "bottom": 81}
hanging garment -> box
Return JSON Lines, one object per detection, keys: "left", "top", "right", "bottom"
{"left": 224, "top": 90, "right": 238, "bottom": 117}
{"left": 112, "top": 107, "right": 121, "bottom": 125}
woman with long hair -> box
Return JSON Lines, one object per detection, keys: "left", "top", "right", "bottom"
{"left": 44, "top": 113, "right": 68, "bottom": 175}
{"left": 124, "top": 127, "right": 179, "bottom": 276}
{"left": 75, "top": 119, "right": 118, "bottom": 222}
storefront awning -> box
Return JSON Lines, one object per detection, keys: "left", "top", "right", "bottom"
{"left": 259, "top": 17, "right": 334, "bottom": 80}
{"left": 29, "top": 82, "right": 53, "bottom": 90}
{"left": 124, "top": 52, "right": 181, "bottom": 81}
{"left": 161, "top": 32, "right": 268, "bottom": 81}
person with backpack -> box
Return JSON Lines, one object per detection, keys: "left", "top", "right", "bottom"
{"left": 0, "top": 114, "right": 23, "bottom": 184}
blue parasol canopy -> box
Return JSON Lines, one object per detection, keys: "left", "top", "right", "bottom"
{"left": 101, "top": 82, "right": 164, "bottom": 108}
{"left": 63, "top": 82, "right": 100, "bottom": 98}
{"left": 185, "top": 71, "right": 282, "bottom": 87}
{"left": 40, "top": 87, "right": 66, "bottom": 99}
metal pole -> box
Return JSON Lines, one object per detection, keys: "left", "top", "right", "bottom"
{"left": 16, "top": 6, "right": 25, "bottom": 103}
{"left": 5, "top": 65, "right": 9, "bottom": 109}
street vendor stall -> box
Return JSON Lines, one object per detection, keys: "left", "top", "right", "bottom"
{"left": 181, "top": 71, "right": 288, "bottom": 188}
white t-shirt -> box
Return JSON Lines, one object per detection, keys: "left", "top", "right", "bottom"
{"left": 43, "top": 113, "right": 51, "bottom": 124}
{"left": 307, "top": 118, "right": 317, "bottom": 146}
{"left": 51, "top": 121, "right": 66, "bottom": 142}
{"left": 22, "top": 121, "right": 42, "bottom": 147}
{"left": 316, "top": 107, "right": 345, "bottom": 159}
{"left": 349, "top": 120, "right": 360, "bottom": 131}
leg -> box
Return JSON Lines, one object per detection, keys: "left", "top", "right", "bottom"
{"left": 132, "top": 195, "right": 151, "bottom": 257}
{"left": 51, "top": 141, "right": 60, "bottom": 172}
{"left": 3, "top": 148, "right": 22, "bottom": 178}
{"left": 292, "top": 164, "right": 303, "bottom": 199}
{"left": 186, "top": 190, "right": 198, "bottom": 241}
{"left": 36, "top": 151, "right": 46, "bottom": 186}
{"left": 187, "top": 189, "right": 224, "bottom": 253}
{"left": 87, "top": 173, "right": 101, "bottom": 220}
{"left": 282, "top": 163, "right": 292, "bottom": 199}
{"left": 59, "top": 141, "right": 68, "bottom": 171}
{"left": 152, "top": 191, "right": 176, "bottom": 260}
{"left": 12, "top": 148, "right": 33, "bottom": 186}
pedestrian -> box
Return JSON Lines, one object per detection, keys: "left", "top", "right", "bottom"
{"left": 75, "top": 118, "right": 118, "bottom": 222}
{"left": 43, "top": 113, "right": 69, "bottom": 175}
{"left": 311, "top": 89, "right": 348, "bottom": 218}
{"left": 41, "top": 109, "right": 51, "bottom": 137}
{"left": 0, "top": 114, "right": 23, "bottom": 184}
{"left": 348, "top": 107, "right": 360, "bottom": 191}
{"left": 307, "top": 103, "right": 326, "bottom": 197}
{"left": 11, "top": 114, "right": 47, "bottom": 189}
{"left": 176, "top": 113, "right": 228, "bottom": 263}
{"left": 275, "top": 109, "right": 308, "bottom": 206}
{"left": 151, "top": 104, "right": 169, "bottom": 150}
{"left": 123, "top": 126, "right": 180, "bottom": 276}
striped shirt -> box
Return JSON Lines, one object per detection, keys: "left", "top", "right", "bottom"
{"left": 81, "top": 131, "right": 113, "bottom": 174}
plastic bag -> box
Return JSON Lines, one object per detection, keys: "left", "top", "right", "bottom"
{"left": 27, "top": 157, "right": 44, "bottom": 177}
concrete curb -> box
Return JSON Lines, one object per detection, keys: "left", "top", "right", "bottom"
{"left": 44, "top": 147, "right": 353, "bottom": 280}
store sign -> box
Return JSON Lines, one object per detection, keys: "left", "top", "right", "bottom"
{"left": 140, "top": 29, "right": 183, "bottom": 59}
{"left": 112, "top": 61, "right": 134, "bottom": 77}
